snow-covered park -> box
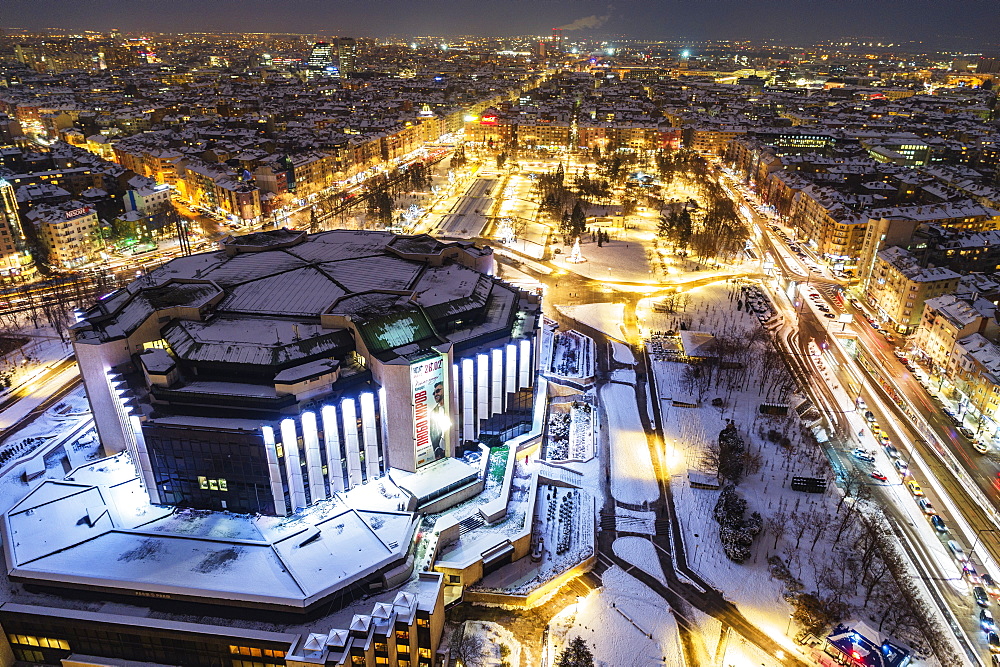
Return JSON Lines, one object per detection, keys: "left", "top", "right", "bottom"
{"left": 545, "top": 401, "right": 596, "bottom": 463}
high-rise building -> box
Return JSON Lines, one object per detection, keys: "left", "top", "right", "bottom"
{"left": 308, "top": 41, "right": 334, "bottom": 68}
{"left": 0, "top": 177, "right": 31, "bottom": 278}
{"left": 551, "top": 27, "right": 564, "bottom": 53}
{"left": 336, "top": 37, "right": 356, "bottom": 75}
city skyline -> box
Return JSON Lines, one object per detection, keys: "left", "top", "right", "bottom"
{"left": 2, "top": 0, "right": 1000, "bottom": 49}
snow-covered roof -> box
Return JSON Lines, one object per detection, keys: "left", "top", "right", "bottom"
{"left": 1, "top": 454, "right": 418, "bottom": 611}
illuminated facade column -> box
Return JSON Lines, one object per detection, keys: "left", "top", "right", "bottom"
{"left": 518, "top": 339, "right": 532, "bottom": 389}
{"left": 360, "top": 392, "right": 381, "bottom": 480}
{"left": 505, "top": 343, "right": 517, "bottom": 398}
{"left": 321, "top": 405, "right": 345, "bottom": 494}
{"left": 491, "top": 348, "right": 504, "bottom": 415}
{"left": 462, "top": 358, "right": 475, "bottom": 444}
{"left": 301, "top": 411, "right": 326, "bottom": 503}
{"left": 342, "top": 398, "right": 363, "bottom": 488}
{"left": 280, "top": 418, "right": 307, "bottom": 511}
{"left": 262, "top": 426, "right": 288, "bottom": 515}
{"left": 476, "top": 353, "right": 489, "bottom": 437}
{"left": 451, "top": 364, "right": 461, "bottom": 453}
{"left": 378, "top": 387, "right": 390, "bottom": 469}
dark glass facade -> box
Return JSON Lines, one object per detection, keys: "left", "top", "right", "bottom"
{"left": 0, "top": 605, "right": 293, "bottom": 667}
{"left": 145, "top": 423, "right": 276, "bottom": 515}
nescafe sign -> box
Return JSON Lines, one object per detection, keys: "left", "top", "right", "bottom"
{"left": 480, "top": 114, "right": 498, "bottom": 126}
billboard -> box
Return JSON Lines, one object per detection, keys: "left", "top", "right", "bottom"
{"left": 411, "top": 353, "right": 449, "bottom": 468}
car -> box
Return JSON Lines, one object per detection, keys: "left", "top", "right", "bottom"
{"left": 879, "top": 434, "right": 892, "bottom": 446}
{"left": 824, "top": 312, "right": 836, "bottom": 318}
{"left": 976, "top": 587, "right": 992, "bottom": 608}
{"left": 907, "top": 480, "right": 924, "bottom": 496}
{"left": 852, "top": 448, "right": 876, "bottom": 463}
{"left": 974, "top": 440, "right": 991, "bottom": 454}
{"left": 917, "top": 497, "right": 935, "bottom": 515}
{"left": 983, "top": 609, "right": 997, "bottom": 632}
{"left": 960, "top": 427, "right": 977, "bottom": 440}
{"left": 871, "top": 423, "right": 883, "bottom": 435}
{"left": 989, "top": 631, "right": 1000, "bottom": 654}
{"left": 949, "top": 539, "right": 969, "bottom": 562}
{"left": 864, "top": 411, "right": 876, "bottom": 422}
{"left": 984, "top": 574, "right": 1000, "bottom": 598}
{"left": 930, "top": 515, "right": 947, "bottom": 533}
{"left": 894, "top": 460, "right": 909, "bottom": 476}
{"left": 871, "top": 470, "right": 888, "bottom": 482}
{"left": 944, "top": 408, "right": 956, "bottom": 418}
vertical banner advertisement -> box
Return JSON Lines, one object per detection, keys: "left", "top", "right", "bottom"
{"left": 412, "top": 353, "right": 448, "bottom": 467}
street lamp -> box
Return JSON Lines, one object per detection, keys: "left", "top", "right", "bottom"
{"left": 968, "top": 527, "right": 1000, "bottom": 563}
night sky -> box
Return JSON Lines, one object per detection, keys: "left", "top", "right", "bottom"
{"left": 4, "top": 0, "right": 999, "bottom": 47}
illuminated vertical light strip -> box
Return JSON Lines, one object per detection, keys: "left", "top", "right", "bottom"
{"left": 301, "top": 411, "right": 325, "bottom": 503}
{"left": 321, "top": 405, "right": 345, "bottom": 494}
{"left": 505, "top": 343, "right": 517, "bottom": 401}
{"left": 280, "top": 418, "right": 306, "bottom": 511}
{"left": 360, "top": 392, "right": 380, "bottom": 480}
{"left": 128, "top": 415, "right": 160, "bottom": 504}
{"left": 476, "top": 353, "right": 489, "bottom": 439}
{"left": 342, "top": 398, "right": 363, "bottom": 488}
{"left": 462, "top": 358, "right": 475, "bottom": 444}
{"left": 491, "top": 348, "right": 504, "bottom": 415}
{"left": 377, "top": 387, "right": 389, "bottom": 473}
{"left": 519, "top": 339, "right": 532, "bottom": 389}
{"left": 262, "top": 426, "right": 287, "bottom": 515}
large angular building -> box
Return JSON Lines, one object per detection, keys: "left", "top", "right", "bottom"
{"left": 71, "top": 228, "right": 542, "bottom": 517}
{"left": 0, "top": 229, "right": 543, "bottom": 666}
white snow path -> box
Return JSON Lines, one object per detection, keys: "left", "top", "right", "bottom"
{"left": 601, "top": 382, "right": 659, "bottom": 506}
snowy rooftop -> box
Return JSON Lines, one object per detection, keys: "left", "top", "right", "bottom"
{"left": 2, "top": 455, "right": 418, "bottom": 611}
{"left": 74, "top": 229, "right": 523, "bottom": 364}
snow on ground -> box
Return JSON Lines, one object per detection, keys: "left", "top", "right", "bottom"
{"left": 647, "top": 280, "right": 940, "bottom": 660}
{"left": 551, "top": 235, "right": 654, "bottom": 283}
{"left": 474, "top": 484, "right": 594, "bottom": 596}
{"left": 555, "top": 302, "right": 626, "bottom": 342}
{"left": 545, "top": 402, "right": 595, "bottom": 462}
{"left": 610, "top": 341, "right": 635, "bottom": 365}
{"left": 0, "top": 325, "right": 72, "bottom": 400}
{"left": 615, "top": 507, "right": 656, "bottom": 535}
{"left": 548, "top": 565, "right": 681, "bottom": 667}
{"left": 459, "top": 620, "right": 522, "bottom": 667}
{"left": 601, "top": 382, "right": 658, "bottom": 507}
{"left": 0, "top": 361, "right": 80, "bottom": 431}
{"left": 613, "top": 536, "right": 667, "bottom": 584}
{"left": 547, "top": 329, "right": 593, "bottom": 378}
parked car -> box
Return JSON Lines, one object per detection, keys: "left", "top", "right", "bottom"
{"left": 984, "top": 573, "right": 1000, "bottom": 598}
{"left": 949, "top": 539, "right": 969, "bottom": 562}
{"left": 930, "top": 515, "right": 947, "bottom": 533}
{"left": 975, "top": 586, "right": 992, "bottom": 608}
{"left": 983, "top": 608, "right": 997, "bottom": 632}
{"left": 884, "top": 444, "right": 900, "bottom": 458}
{"left": 907, "top": 480, "right": 924, "bottom": 496}
{"left": 960, "top": 427, "right": 977, "bottom": 440}
{"left": 989, "top": 631, "right": 1000, "bottom": 653}
{"left": 917, "top": 498, "right": 935, "bottom": 515}
{"left": 974, "top": 440, "right": 991, "bottom": 454}
{"left": 871, "top": 470, "right": 888, "bottom": 482}
{"left": 852, "top": 449, "right": 876, "bottom": 463}
{"left": 894, "top": 460, "right": 909, "bottom": 476}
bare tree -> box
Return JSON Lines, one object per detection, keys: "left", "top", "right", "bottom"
{"left": 766, "top": 509, "right": 790, "bottom": 550}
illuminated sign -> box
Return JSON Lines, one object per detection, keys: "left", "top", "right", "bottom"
{"left": 480, "top": 114, "right": 498, "bottom": 126}
{"left": 411, "top": 353, "right": 448, "bottom": 467}
{"left": 65, "top": 207, "right": 90, "bottom": 219}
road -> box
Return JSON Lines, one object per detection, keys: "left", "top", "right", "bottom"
{"left": 722, "top": 166, "right": 994, "bottom": 663}
{"left": 430, "top": 174, "right": 499, "bottom": 239}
